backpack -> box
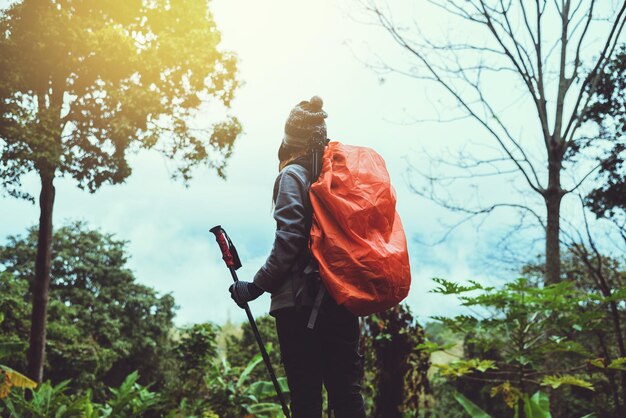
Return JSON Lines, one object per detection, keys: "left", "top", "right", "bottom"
{"left": 309, "top": 141, "right": 411, "bottom": 316}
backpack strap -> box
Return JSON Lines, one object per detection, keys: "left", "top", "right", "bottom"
{"left": 307, "top": 284, "right": 326, "bottom": 329}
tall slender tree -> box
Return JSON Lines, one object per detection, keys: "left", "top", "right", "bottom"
{"left": 363, "top": 0, "right": 625, "bottom": 284}
{"left": 0, "top": 0, "right": 241, "bottom": 382}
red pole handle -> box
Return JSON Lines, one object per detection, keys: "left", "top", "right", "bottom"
{"left": 210, "top": 225, "right": 241, "bottom": 269}
{"left": 210, "top": 225, "right": 235, "bottom": 268}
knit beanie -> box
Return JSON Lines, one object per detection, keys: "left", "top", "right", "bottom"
{"left": 279, "top": 96, "right": 327, "bottom": 160}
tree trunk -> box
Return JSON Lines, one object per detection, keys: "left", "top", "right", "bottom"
{"left": 545, "top": 194, "right": 561, "bottom": 284}
{"left": 544, "top": 150, "right": 563, "bottom": 285}
{"left": 27, "top": 171, "right": 56, "bottom": 383}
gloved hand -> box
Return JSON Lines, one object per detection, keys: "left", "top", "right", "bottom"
{"left": 229, "top": 281, "right": 264, "bottom": 308}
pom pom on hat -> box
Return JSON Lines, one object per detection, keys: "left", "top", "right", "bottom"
{"left": 309, "top": 95, "right": 323, "bottom": 111}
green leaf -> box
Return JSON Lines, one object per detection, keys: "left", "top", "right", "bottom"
{"left": 237, "top": 353, "right": 263, "bottom": 388}
{"left": 523, "top": 391, "right": 551, "bottom": 418}
{"left": 541, "top": 375, "right": 594, "bottom": 391}
{"left": 474, "top": 360, "right": 497, "bottom": 372}
{"left": 607, "top": 357, "right": 626, "bottom": 371}
{"left": 435, "top": 358, "right": 498, "bottom": 377}
{"left": 246, "top": 402, "right": 282, "bottom": 415}
{"left": 489, "top": 381, "right": 521, "bottom": 408}
{"left": 0, "top": 365, "right": 37, "bottom": 390}
{"left": 277, "top": 376, "right": 289, "bottom": 394}
{"left": 589, "top": 358, "right": 606, "bottom": 368}
{"left": 431, "top": 278, "right": 484, "bottom": 295}
{"left": 453, "top": 392, "right": 492, "bottom": 418}
{"left": 246, "top": 377, "right": 290, "bottom": 401}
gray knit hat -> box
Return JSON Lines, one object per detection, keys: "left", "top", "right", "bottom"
{"left": 281, "top": 95, "right": 327, "bottom": 152}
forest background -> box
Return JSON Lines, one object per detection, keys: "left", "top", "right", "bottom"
{"left": 1, "top": 0, "right": 625, "bottom": 417}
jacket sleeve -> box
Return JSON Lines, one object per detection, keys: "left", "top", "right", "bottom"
{"left": 253, "top": 168, "right": 309, "bottom": 293}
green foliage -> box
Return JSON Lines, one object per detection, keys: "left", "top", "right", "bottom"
{"left": 605, "top": 357, "right": 626, "bottom": 371}
{"left": 522, "top": 391, "right": 551, "bottom": 418}
{"left": 174, "top": 354, "right": 289, "bottom": 418}
{"left": 0, "top": 348, "right": 287, "bottom": 418}
{"left": 415, "top": 339, "right": 457, "bottom": 356}
{"left": 428, "top": 277, "right": 608, "bottom": 417}
{"left": 431, "top": 278, "right": 600, "bottom": 369}
{"left": 490, "top": 382, "right": 523, "bottom": 409}
{"left": 160, "top": 319, "right": 288, "bottom": 418}
{"left": 175, "top": 323, "right": 219, "bottom": 381}
{"left": 225, "top": 314, "right": 284, "bottom": 385}
{"left": 101, "top": 371, "right": 160, "bottom": 417}
{"left": 362, "top": 304, "right": 430, "bottom": 418}
{"left": 0, "top": 0, "right": 242, "bottom": 390}
{"left": 0, "top": 0, "right": 241, "bottom": 199}
{"left": 432, "top": 278, "right": 490, "bottom": 295}
{"left": 583, "top": 44, "right": 626, "bottom": 220}
{"left": 0, "top": 222, "right": 177, "bottom": 396}
{"left": 523, "top": 250, "right": 626, "bottom": 415}
{"left": 0, "top": 271, "right": 28, "bottom": 371}
{"left": 454, "top": 390, "right": 554, "bottom": 418}
{"left": 540, "top": 375, "right": 594, "bottom": 391}
{"left": 454, "top": 391, "right": 492, "bottom": 418}
{"left": 1, "top": 372, "right": 161, "bottom": 417}
{"left": 0, "top": 314, "right": 36, "bottom": 400}
{"left": 435, "top": 359, "right": 498, "bottom": 377}
{"left": 0, "top": 223, "right": 290, "bottom": 416}
{"left": 2, "top": 380, "right": 84, "bottom": 418}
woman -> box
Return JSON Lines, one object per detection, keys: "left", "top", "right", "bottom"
{"left": 229, "top": 96, "right": 366, "bottom": 418}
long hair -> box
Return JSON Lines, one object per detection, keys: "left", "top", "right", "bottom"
{"left": 272, "top": 146, "right": 325, "bottom": 212}
{"left": 278, "top": 147, "right": 310, "bottom": 172}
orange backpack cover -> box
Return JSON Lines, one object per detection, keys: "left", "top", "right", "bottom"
{"left": 309, "top": 141, "right": 411, "bottom": 316}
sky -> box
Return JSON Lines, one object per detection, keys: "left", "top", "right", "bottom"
{"left": 1, "top": 0, "right": 622, "bottom": 326}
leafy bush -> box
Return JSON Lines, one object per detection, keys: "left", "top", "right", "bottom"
{"left": 423, "top": 277, "right": 621, "bottom": 417}
{"left": 177, "top": 353, "right": 289, "bottom": 418}
{"left": 0, "top": 223, "right": 177, "bottom": 397}
{"left": 1, "top": 372, "right": 161, "bottom": 418}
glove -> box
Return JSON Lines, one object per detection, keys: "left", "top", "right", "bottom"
{"left": 229, "top": 281, "right": 264, "bottom": 308}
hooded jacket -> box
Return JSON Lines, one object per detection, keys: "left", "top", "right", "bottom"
{"left": 253, "top": 160, "right": 320, "bottom": 314}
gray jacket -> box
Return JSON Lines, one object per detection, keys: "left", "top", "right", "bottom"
{"left": 253, "top": 163, "right": 319, "bottom": 314}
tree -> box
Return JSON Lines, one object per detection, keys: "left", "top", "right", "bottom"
{"left": 583, "top": 44, "right": 626, "bottom": 240}
{"left": 0, "top": 222, "right": 177, "bottom": 395}
{"left": 168, "top": 322, "right": 220, "bottom": 409}
{"left": 362, "top": 0, "right": 626, "bottom": 284}
{"left": 175, "top": 323, "right": 220, "bottom": 381}
{"left": 0, "top": 0, "right": 240, "bottom": 382}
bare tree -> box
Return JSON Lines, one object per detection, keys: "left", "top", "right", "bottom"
{"left": 361, "top": 0, "right": 626, "bottom": 284}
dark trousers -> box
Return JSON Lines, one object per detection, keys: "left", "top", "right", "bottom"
{"left": 274, "top": 302, "right": 366, "bottom": 418}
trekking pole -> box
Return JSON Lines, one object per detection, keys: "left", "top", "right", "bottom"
{"left": 209, "top": 225, "right": 291, "bottom": 418}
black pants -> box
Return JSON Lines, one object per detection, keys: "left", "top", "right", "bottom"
{"left": 274, "top": 302, "right": 366, "bottom": 418}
